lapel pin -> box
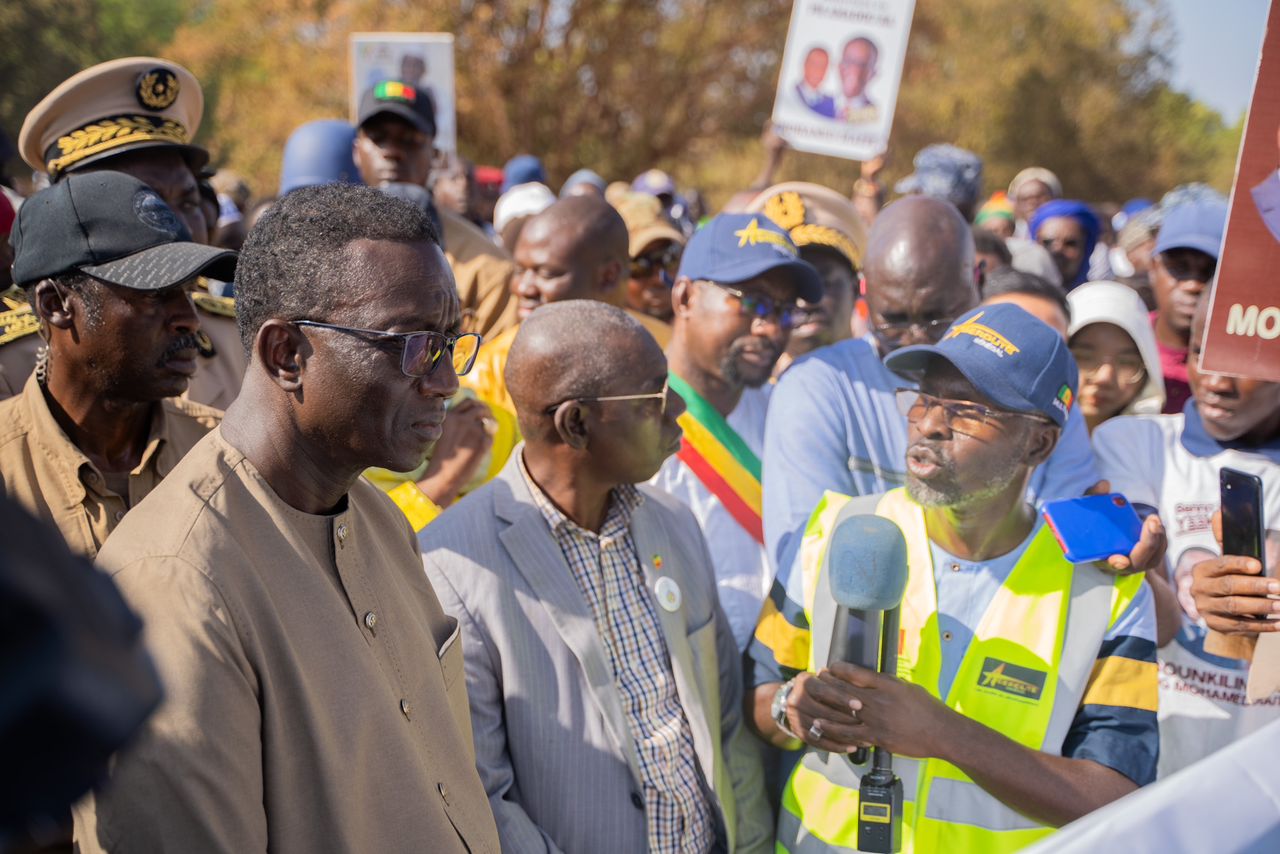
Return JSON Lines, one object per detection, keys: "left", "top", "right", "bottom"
{"left": 652, "top": 554, "right": 664, "bottom": 571}
{"left": 655, "top": 576, "right": 682, "bottom": 612}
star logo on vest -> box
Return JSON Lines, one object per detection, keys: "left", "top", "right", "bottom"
{"left": 977, "top": 657, "right": 1046, "bottom": 701}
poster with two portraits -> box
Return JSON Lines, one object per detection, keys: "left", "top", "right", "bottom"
{"left": 770, "top": 0, "right": 915, "bottom": 162}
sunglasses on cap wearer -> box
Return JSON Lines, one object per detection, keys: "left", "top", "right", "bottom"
{"left": 629, "top": 244, "right": 683, "bottom": 281}
{"left": 895, "top": 388, "right": 1051, "bottom": 437}
{"left": 701, "top": 280, "right": 796, "bottom": 328}
{"left": 293, "top": 320, "right": 482, "bottom": 377}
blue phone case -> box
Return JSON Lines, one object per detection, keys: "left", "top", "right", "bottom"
{"left": 1041, "top": 494, "right": 1143, "bottom": 563}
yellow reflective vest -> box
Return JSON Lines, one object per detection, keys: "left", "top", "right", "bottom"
{"left": 778, "top": 489, "right": 1145, "bottom": 853}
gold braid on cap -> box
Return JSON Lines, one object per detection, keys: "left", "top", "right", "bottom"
{"left": 790, "top": 224, "right": 860, "bottom": 268}
{"left": 762, "top": 190, "right": 860, "bottom": 268}
{"left": 763, "top": 191, "right": 807, "bottom": 232}
{"left": 47, "top": 115, "right": 188, "bottom": 176}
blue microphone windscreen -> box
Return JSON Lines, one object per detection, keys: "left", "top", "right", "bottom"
{"left": 825, "top": 514, "right": 909, "bottom": 611}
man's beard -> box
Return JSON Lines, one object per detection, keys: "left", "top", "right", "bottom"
{"left": 904, "top": 439, "right": 1025, "bottom": 509}
{"left": 721, "top": 337, "right": 780, "bottom": 389}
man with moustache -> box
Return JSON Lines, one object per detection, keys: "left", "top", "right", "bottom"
{"left": 749, "top": 304, "right": 1164, "bottom": 852}
{"left": 74, "top": 184, "right": 498, "bottom": 853}
{"left": 652, "top": 212, "right": 821, "bottom": 652}
{"left": 421, "top": 301, "right": 771, "bottom": 853}
{"left": 0, "top": 171, "right": 233, "bottom": 559}
{"left": 762, "top": 197, "right": 1102, "bottom": 593}
{"left": 354, "top": 79, "right": 516, "bottom": 339}
{"left": 16, "top": 56, "right": 248, "bottom": 410}
{"left": 1094, "top": 298, "right": 1280, "bottom": 777}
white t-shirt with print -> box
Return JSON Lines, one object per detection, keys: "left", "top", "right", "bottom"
{"left": 1094, "top": 409, "right": 1280, "bottom": 778}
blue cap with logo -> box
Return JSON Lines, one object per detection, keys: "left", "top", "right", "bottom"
{"left": 676, "top": 213, "right": 822, "bottom": 303}
{"left": 884, "top": 303, "right": 1078, "bottom": 428}
{"left": 1154, "top": 197, "right": 1227, "bottom": 259}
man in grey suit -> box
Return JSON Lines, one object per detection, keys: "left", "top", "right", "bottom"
{"left": 421, "top": 300, "right": 772, "bottom": 853}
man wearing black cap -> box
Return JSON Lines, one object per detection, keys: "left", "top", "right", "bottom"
{"left": 0, "top": 171, "right": 235, "bottom": 558}
{"left": 10, "top": 56, "right": 248, "bottom": 410}
{"left": 354, "top": 80, "right": 517, "bottom": 339}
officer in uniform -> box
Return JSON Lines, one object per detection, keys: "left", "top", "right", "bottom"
{"left": 11, "top": 56, "right": 246, "bottom": 410}
{"left": 0, "top": 170, "right": 233, "bottom": 559}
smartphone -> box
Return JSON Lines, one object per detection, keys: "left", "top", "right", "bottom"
{"left": 1042, "top": 494, "right": 1144, "bottom": 564}
{"left": 1221, "top": 467, "right": 1267, "bottom": 574}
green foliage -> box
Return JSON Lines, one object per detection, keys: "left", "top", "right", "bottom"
{"left": 1, "top": 0, "right": 1246, "bottom": 208}
{"left": 0, "top": 0, "right": 186, "bottom": 178}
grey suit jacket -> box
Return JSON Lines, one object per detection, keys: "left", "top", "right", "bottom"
{"left": 420, "top": 450, "right": 772, "bottom": 854}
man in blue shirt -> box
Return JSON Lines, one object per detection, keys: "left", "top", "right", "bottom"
{"left": 763, "top": 196, "right": 1100, "bottom": 583}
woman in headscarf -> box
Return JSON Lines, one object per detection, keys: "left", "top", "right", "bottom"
{"left": 1066, "top": 280, "right": 1165, "bottom": 432}
{"left": 1030, "top": 199, "right": 1100, "bottom": 289}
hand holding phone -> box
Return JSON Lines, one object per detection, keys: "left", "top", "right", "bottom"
{"left": 1042, "top": 494, "right": 1144, "bottom": 565}
{"left": 1221, "top": 467, "right": 1267, "bottom": 574}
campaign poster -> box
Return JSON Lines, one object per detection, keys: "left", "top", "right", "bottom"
{"left": 349, "top": 33, "right": 457, "bottom": 152}
{"left": 769, "top": 0, "right": 915, "bottom": 162}
{"left": 1199, "top": 0, "right": 1280, "bottom": 381}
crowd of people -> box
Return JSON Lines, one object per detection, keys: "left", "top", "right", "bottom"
{"left": 1, "top": 52, "right": 1277, "bottom": 854}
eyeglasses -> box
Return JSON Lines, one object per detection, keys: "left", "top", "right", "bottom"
{"left": 1156, "top": 252, "right": 1216, "bottom": 283}
{"left": 545, "top": 377, "right": 670, "bottom": 416}
{"left": 872, "top": 316, "right": 956, "bottom": 343}
{"left": 702, "top": 280, "right": 795, "bottom": 327}
{"left": 293, "top": 320, "right": 481, "bottom": 377}
{"left": 630, "top": 244, "right": 682, "bottom": 280}
{"left": 895, "top": 389, "right": 1051, "bottom": 436}
{"left": 1071, "top": 349, "right": 1147, "bottom": 387}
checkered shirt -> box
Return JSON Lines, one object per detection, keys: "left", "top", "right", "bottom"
{"left": 520, "top": 457, "right": 716, "bottom": 854}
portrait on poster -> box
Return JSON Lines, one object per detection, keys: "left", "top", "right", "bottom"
{"left": 349, "top": 33, "right": 456, "bottom": 152}
{"left": 770, "top": 0, "right": 915, "bottom": 161}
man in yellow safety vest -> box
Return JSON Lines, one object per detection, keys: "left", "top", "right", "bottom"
{"left": 748, "top": 303, "right": 1167, "bottom": 852}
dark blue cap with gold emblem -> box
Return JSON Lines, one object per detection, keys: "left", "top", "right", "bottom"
{"left": 19, "top": 57, "right": 207, "bottom": 180}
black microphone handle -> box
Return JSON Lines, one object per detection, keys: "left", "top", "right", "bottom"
{"left": 871, "top": 605, "right": 901, "bottom": 773}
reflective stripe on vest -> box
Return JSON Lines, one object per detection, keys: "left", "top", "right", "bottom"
{"left": 778, "top": 489, "right": 1142, "bottom": 853}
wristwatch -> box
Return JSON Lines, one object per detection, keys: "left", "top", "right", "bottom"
{"left": 771, "top": 678, "right": 800, "bottom": 739}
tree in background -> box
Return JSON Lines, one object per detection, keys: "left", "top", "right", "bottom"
{"left": 0, "top": 0, "right": 185, "bottom": 184}
{"left": 0, "top": 0, "right": 1245, "bottom": 207}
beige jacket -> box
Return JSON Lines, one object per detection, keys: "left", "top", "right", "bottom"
{"left": 0, "top": 374, "right": 220, "bottom": 558}
{"left": 74, "top": 428, "right": 500, "bottom": 854}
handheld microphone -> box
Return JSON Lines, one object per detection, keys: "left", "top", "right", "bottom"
{"left": 825, "top": 514, "right": 909, "bottom": 674}
{"left": 823, "top": 513, "right": 908, "bottom": 854}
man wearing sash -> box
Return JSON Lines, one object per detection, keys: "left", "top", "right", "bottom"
{"left": 652, "top": 213, "right": 821, "bottom": 652}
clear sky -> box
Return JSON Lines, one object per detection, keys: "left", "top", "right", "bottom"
{"left": 1164, "top": 0, "right": 1270, "bottom": 121}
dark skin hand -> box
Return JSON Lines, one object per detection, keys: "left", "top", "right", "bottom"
{"left": 751, "top": 661, "right": 1137, "bottom": 828}
{"left": 416, "top": 397, "right": 496, "bottom": 507}
{"left": 1192, "top": 509, "right": 1280, "bottom": 636}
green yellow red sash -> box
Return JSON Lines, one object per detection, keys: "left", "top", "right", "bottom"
{"left": 668, "top": 373, "right": 764, "bottom": 544}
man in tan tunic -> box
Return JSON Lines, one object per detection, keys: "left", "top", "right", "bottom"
{"left": 0, "top": 171, "right": 232, "bottom": 559}
{"left": 74, "top": 183, "right": 499, "bottom": 853}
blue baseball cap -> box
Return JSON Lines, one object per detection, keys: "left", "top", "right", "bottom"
{"left": 502, "top": 154, "right": 546, "bottom": 193}
{"left": 676, "top": 213, "right": 822, "bottom": 303}
{"left": 884, "top": 303, "right": 1078, "bottom": 428}
{"left": 279, "top": 120, "right": 359, "bottom": 196}
{"left": 1154, "top": 197, "right": 1227, "bottom": 259}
